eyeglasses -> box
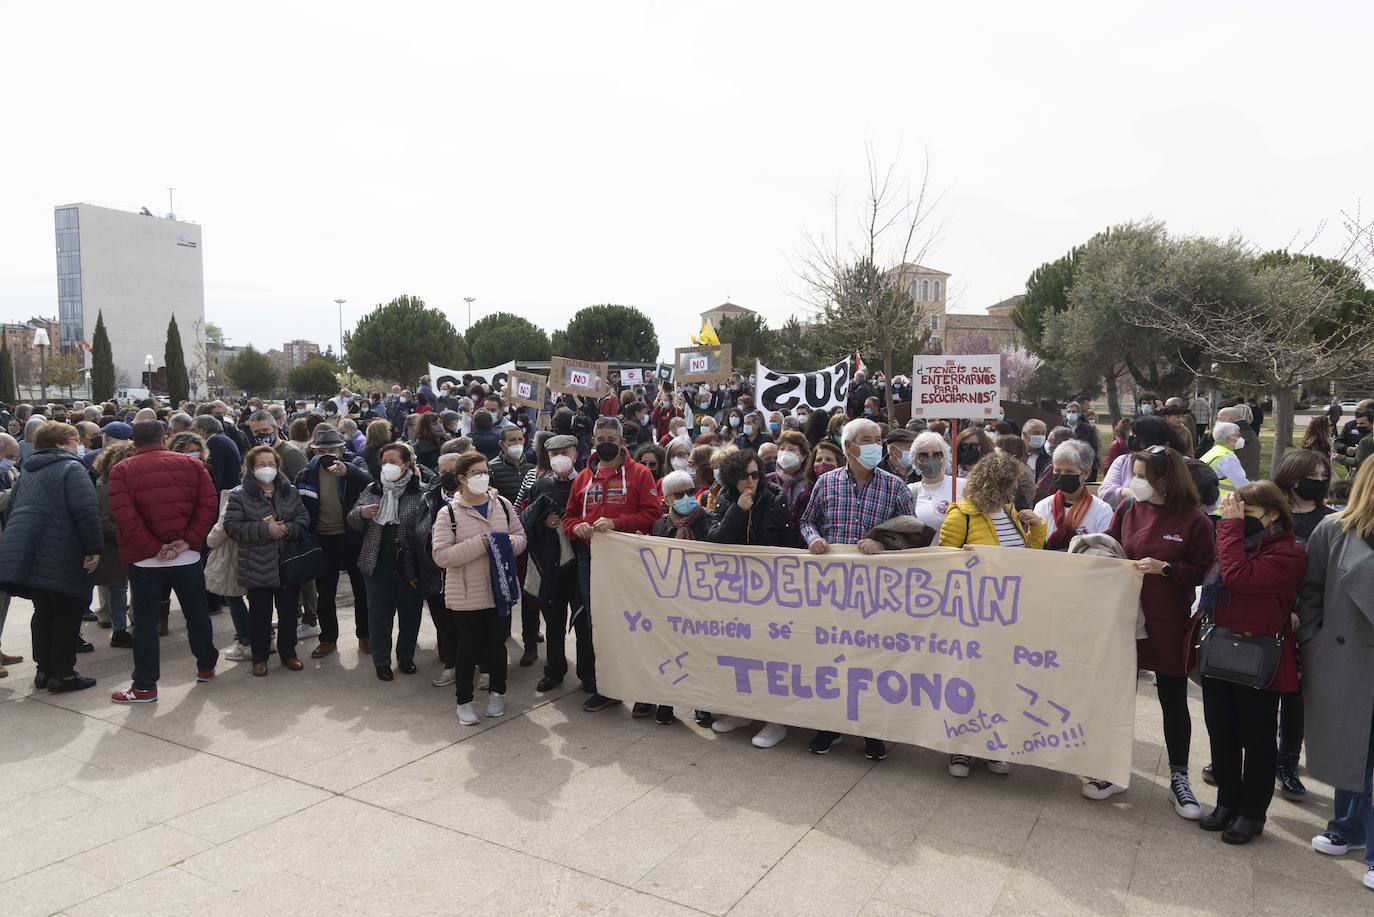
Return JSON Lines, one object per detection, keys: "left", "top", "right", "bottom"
{"left": 915, "top": 452, "right": 943, "bottom": 460}
{"left": 742, "top": 471, "right": 762, "bottom": 480}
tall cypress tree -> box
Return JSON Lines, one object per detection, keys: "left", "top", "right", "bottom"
{"left": 0, "top": 333, "right": 14, "bottom": 405}
{"left": 164, "top": 314, "right": 189, "bottom": 405}
{"left": 91, "top": 310, "right": 115, "bottom": 401}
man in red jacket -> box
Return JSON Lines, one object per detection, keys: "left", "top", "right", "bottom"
{"left": 107, "top": 421, "right": 221, "bottom": 703}
{"left": 562, "top": 415, "right": 659, "bottom": 712}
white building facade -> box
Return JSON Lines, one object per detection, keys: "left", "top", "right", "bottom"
{"left": 54, "top": 203, "right": 205, "bottom": 394}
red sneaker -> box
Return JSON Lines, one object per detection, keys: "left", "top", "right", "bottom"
{"left": 111, "top": 686, "right": 158, "bottom": 704}
{"left": 196, "top": 669, "right": 215, "bottom": 683}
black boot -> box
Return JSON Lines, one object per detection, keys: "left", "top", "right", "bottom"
{"left": 1276, "top": 752, "right": 1307, "bottom": 801}
{"left": 1221, "top": 815, "right": 1265, "bottom": 845}
{"left": 1200, "top": 805, "right": 1237, "bottom": 832}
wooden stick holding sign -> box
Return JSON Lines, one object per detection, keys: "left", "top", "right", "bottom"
{"left": 548, "top": 356, "right": 610, "bottom": 398}
{"left": 674, "top": 343, "right": 733, "bottom": 385}
{"left": 504, "top": 370, "right": 548, "bottom": 410}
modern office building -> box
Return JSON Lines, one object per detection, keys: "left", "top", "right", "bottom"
{"left": 54, "top": 202, "right": 205, "bottom": 393}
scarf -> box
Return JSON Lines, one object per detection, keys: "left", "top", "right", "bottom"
{"left": 376, "top": 470, "right": 413, "bottom": 526}
{"left": 486, "top": 530, "right": 519, "bottom": 618}
{"left": 1198, "top": 522, "right": 1278, "bottom": 618}
{"left": 669, "top": 506, "right": 702, "bottom": 539}
{"left": 1046, "top": 489, "right": 1091, "bottom": 551}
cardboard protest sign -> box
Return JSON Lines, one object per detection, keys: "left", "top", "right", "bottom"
{"left": 755, "top": 357, "right": 850, "bottom": 414}
{"left": 505, "top": 370, "right": 548, "bottom": 410}
{"left": 548, "top": 356, "right": 610, "bottom": 397}
{"left": 427, "top": 360, "right": 516, "bottom": 393}
{"left": 674, "top": 344, "right": 732, "bottom": 385}
{"left": 911, "top": 354, "right": 1002, "bottom": 419}
{"left": 656, "top": 361, "right": 674, "bottom": 383}
{"left": 620, "top": 368, "right": 644, "bottom": 386}
{"left": 593, "top": 534, "right": 1140, "bottom": 786}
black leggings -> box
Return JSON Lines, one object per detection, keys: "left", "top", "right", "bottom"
{"left": 1278, "top": 691, "right": 1304, "bottom": 757}
{"left": 1155, "top": 673, "right": 1192, "bottom": 769}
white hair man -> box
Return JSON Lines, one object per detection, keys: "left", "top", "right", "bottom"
{"left": 1200, "top": 421, "right": 1249, "bottom": 513}
{"left": 798, "top": 416, "right": 914, "bottom": 760}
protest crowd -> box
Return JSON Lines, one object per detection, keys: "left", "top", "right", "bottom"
{"left": 0, "top": 364, "right": 1371, "bottom": 894}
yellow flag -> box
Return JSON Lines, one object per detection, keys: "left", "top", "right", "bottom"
{"left": 692, "top": 319, "right": 720, "bottom": 346}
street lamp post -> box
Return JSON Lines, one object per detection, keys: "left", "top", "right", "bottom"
{"left": 145, "top": 354, "right": 155, "bottom": 393}
{"left": 33, "top": 328, "right": 50, "bottom": 401}
{"left": 209, "top": 369, "right": 217, "bottom": 400}
{"left": 464, "top": 296, "right": 476, "bottom": 332}
{"left": 335, "top": 298, "right": 346, "bottom": 361}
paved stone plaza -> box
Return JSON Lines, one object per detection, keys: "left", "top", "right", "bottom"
{"left": 1, "top": 600, "right": 1370, "bottom": 917}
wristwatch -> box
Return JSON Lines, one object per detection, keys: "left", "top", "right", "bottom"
{"left": 1161, "top": 562, "right": 1173, "bottom": 578}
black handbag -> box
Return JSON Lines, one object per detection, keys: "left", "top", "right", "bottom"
{"left": 1196, "top": 614, "right": 1288, "bottom": 689}
{"left": 280, "top": 534, "right": 327, "bottom": 588}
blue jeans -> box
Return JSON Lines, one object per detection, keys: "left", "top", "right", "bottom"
{"left": 224, "top": 595, "right": 249, "bottom": 644}
{"left": 575, "top": 546, "right": 601, "bottom": 693}
{"left": 98, "top": 584, "right": 129, "bottom": 633}
{"left": 1327, "top": 712, "right": 1374, "bottom": 867}
{"left": 129, "top": 564, "right": 218, "bottom": 690}
{"left": 362, "top": 573, "right": 422, "bottom": 668}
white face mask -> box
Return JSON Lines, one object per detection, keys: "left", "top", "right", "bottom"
{"left": 506, "top": 444, "right": 524, "bottom": 461}
{"left": 670, "top": 456, "right": 689, "bottom": 472}
{"left": 380, "top": 463, "right": 405, "bottom": 483}
{"left": 775, "top": 450, "right": 802, "bottom": 471}
{"left": 465, "top": 473, "right": 491, "bottom": 495}
{"left": 1129, "top": 476, "right": 1155, "bottom": 502}
{"left": 550, "top": 455, "right": 574, "bottom": 476}
{"left": 253, "top": 466, "right": 278, "bottom": 485}
{"left": 1233, "top": 437, "right": 1245, "bottom": 450}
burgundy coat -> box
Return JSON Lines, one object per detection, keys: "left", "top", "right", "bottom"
{"left": 107, "top": 445, "right": 219, "bottom": 564}
{"left": 1213, "top": 518, "right": 1305, "bottom": 693}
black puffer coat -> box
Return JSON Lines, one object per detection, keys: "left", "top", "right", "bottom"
{"left": 224, "top": 471, "right": 310, "bottom": 590}
{"left": 0, "top": 449, "right": 103, "bottom": 599}
{"left": 707, "top": 481, "right": 796, "bottom": 548}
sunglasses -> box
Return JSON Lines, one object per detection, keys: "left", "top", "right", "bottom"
{"left": 742, "top": 471, "right": 762, "bottom": 480}
{"left": 1145, "top": 445, "right": 1168, "bottom": 455}
{"left": 915, "top": 451, "right": 943, "bottom": 460}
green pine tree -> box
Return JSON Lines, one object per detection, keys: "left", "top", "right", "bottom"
{"left": 91, "top": 311, "right": 115, "bottom": 401}
{"left": 164, "top": 314, "right": 189, "bottom": 405}
{"left": 0, "top": 334, "right": 14, "bottom": 405}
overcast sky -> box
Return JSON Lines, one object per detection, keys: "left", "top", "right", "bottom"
{"left": 3, "top": 1, "right": 1371, "bottom": 365}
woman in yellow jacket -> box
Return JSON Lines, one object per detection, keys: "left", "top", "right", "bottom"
{"left": 938, "top": 451, "right": 1046, "bottom": 778}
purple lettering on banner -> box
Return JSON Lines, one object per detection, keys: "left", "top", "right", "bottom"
{"left": 940, "top": 569, "right": 976, "bottom": 627}
{"left": 978, "top": 575, "right": 1020, "bottom": 626}
{"left": 686, "top": 553, "right": 713, "bottom": 600}
{"left": 765, "top": 660, "right": 788, "bottom": 696}
{"left": 640, "top": 547, "right": 683, "bottom": 598}
{"left": 905, "top": 567, "right": 941, "bottom": 618}
{"left": 717, "top": 655, "right": 764, "bottom": 692}
{"left": 877, "top": 669, "right": 907, "bottom": 704}
{"left": 775, "top": 555, "right": 802, "bottom": 607}
{"left": 711, "top": 554, "right": 742, "bottom": 604}
{"left": 805, "top": 561, "right": 849, "bottom": 610}
{"left": 791, "top": 664, "right": 814, "bottom": 698}
{"left": 849, "top": 565, "right": 875, "bottom": 619}
{"left": 846, "top": 666, "right": 874, "bottom": 720}
{"left": 876, "top": 566, "right": 904, "bottom": 615}
{"left": 816, "top": 665, "right": 840, "bottom": 699}
{"left": 740, "top": 555, "right": 777, "bottom": 605}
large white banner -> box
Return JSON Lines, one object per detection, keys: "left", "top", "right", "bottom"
{"left": 593, "top": 534, "right": 1141, "bottom": 786}
{"left": 427, "top": 360, "right": 516, "bottom": 392}
{"left": 755, "top": 357, "right": 850, "bottom": 414}
{"left": 912, "top": 353, "right": 1001, "bottom": 419}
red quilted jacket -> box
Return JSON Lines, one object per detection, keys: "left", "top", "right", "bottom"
{"left": 107, "top": 445, "right": 220, "bottom": 564}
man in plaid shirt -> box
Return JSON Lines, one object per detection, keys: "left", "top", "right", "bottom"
{"left": 798, "top": 416, "right": 913, "bottom": 760}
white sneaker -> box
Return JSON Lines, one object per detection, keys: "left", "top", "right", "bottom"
{"left": 1169, "top": 771, "right": 1203, "bottom": 820}
{"left": 297, "top": 622, "right": 321, "bottom": 640}
{"left": 948, "top": 754, "right": 972, "bottom": 778}
{"left": 711, "top": 715, "right": 752, "bottom": 734}
{"left": 456, "top": 702, "right": 479, "bottom": 726}
{"left": 223, "top": 643, "right": 250, "bottom": 662}
{"left": 1363, "top": 868, "right": 1374, "bottom": 890}
{"left": 431, "top": 667, "right": 456, "bottom": 687}
{"left": 986, "top": 759, "right": 1010, "bottom": 775}
{"left": 1082, "top": 778, "right": 1126, "bottom": 800}
{"left": 751, "top": 722, "right": 787, "bottom": 748}
{"left": 485, "top": 693, "right": 505, "bottom": 718}
{"left": 478, "top": 671, "right": 490, "bottom": 690}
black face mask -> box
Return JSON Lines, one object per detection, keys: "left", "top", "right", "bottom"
{"left": 1054, "top": 473, "right": 1081, "bottom": 494}
{"left": 595, "top": 442, "right": 620, "bottom": 462}
{"left": 1294, "top": 477, "right": 1329, "bottom": 502}
{"left": 957, "top": 444, "right": 981, "bottom": 467}
{"left": 439, "top": 472, "right": 458, "bottom": 493}
{"left": 1243, "top": 516, "right": 1266, "bottom": 539}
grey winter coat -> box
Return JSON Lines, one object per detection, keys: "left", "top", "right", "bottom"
{"left": 224, "top": 471, "right": 310, "bottom": 590}
{"left": 1296, "top": 515, "right": 1374, "bottom": 791}
{"left": 348, "top": 475, "right": 426, "bottom": 580}
{"left": 0, "top": 449, "right": 103, "bottom": 599}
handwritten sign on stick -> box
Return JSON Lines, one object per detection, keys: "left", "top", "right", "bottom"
{"left": 675, "top": 344, "right": 732, "bottom": 385}
{"left": 548, "top": 356, "right": 609, "bottom": 397}
{"left": 505, "top": 370, "right": 548, "bottom": 410}
{"left": 593, "top": 534, "right": 1140, "bottom": 786}
{"left": 912, "top": 353, "right": 1002, "bottom": 419}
